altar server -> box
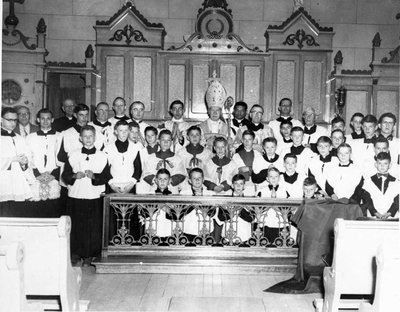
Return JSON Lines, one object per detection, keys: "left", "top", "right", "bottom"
{"left": 276, "top": 119, "right": 293, "bottom": 155}
{"left": 281, "top": 154, "right": 306, "bottom": 199}
{"left": 346, "top": 112, "right": 364, "bottom": 142}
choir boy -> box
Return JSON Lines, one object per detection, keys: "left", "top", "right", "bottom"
{"left": 139, "top": 126, "right": 159, "bottom": 170}
{"left": 108, "top": 97, "right": 130, "bottom": 129}
{"left": 281, "top": 154, "right": 306, "bottom": 198}
{"left": 276, "top": 119, "right": 293, "bottom": 154}
{"left": 330, "top": 116, "right": 346, "bottom": 132}
{"left": 268, "top": 98, "right": 302, "bottom": 143}
{"left": 302, "top": 107, "right": 328, "bottom": 152}
{"left": 362, "top": 152, "right": 399, "bottom": 218}
{"left": 308, "top": 136, "right": 338, "bottom": 193}
{"left": 128, "top": 120, "right": 146, "bottom": 148}
{"left": 303, "top": 176, "right": 319, "bottom": 199}
{"left": 26, "top": 108, "right": 61, "bottom": 209}
{"left": 351, "top": 114, "right": 378, "bottom": 167}
{"left": 330, "top": 129, "right": 345, "bottom": 157}
{"left": 139, "top": 130, "right": 186, "bottom": 194}
{"left": 53, "top": 98, "right": 76, "bottom": 132}
{"left": 231, "top": 130, "right": 260, "bottom": 196}
{"left": 346, "top": 112, "right": 364, "bottom": 142}
{"left": 62, "top": 125, "right": 110, "bottom": 266}
{"left": 203, "top": 137, "right": 238, "bottom": 195}
{"left": 378, "top": 112, "right": 399, "bottom": 165}
{"left": 325, "top": 143, "right": 362, "bottom": 201}
{"left": 231, "top": 101, "right": 250, "bottom": 136}
{"left": 88, "top": 102, "right": 114, "bottom": 148}
{"left": 252, "top": 137, "right": 284, "bottom": 192}
{"left": 177, "top": 125, "right": 212, "bottom": 175}
{"left": 258, "top": 167, "right": 288, "bottom": 199}
{"left": 130, "top": 101, "right": 150, "bottom": 137}
{"left": 0, "top": 107, "right": 34, "bottom": 215}
{"left": 279, "top": 126, "right": 314, "bottom": 176}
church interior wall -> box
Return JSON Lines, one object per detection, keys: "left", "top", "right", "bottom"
{"left": 3, "top": 0, "right": 400, "bottom": 70}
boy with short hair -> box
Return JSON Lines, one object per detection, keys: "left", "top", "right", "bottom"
{"left": 276, "top": 119, "right": 293, "bottom": 154}
{"left": 281, "top": 153, "right": 306, "bottom": 198}
{"left": 128, "top": 120, "right": 146, "bottom": 148}
{"left": 330, "top": 116, "right": 346, "bottom": 132}
{"left": 303, "top": 176, "right": 319, "bottom": 199}
{"left": 362, "top": 152, "right": 399, "bottom": 219}
{"left": 347, "top": 112, "right": 364, "bottom": 141}
{"left": 330, "top": 129, "right": 345, "bottom": 157}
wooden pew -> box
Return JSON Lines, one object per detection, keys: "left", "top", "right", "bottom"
{"left": 314, "top": 219, "right": 399, "bottom": 312}
{"left": 358, "top": 244, "right": 400, "bottom": 312}
{"left": 0, "top": 216, "right": 89, "bottom": 311}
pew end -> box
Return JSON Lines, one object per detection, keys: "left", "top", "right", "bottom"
{"left": 0, "top": 216, "right": 89, "bottom": 311}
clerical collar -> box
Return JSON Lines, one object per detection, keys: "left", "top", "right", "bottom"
{"left": 73, "top": 124, "right": 83, "bottom": 133}
{"left": 155, "top": 188, "right": 171, "bottom": 195}
{"left": 1, "top": 128, "right": 15, "bottom": 137}
{"left": 319, "top": 154, "right": 332, "bottom": 163}
{"left": 277, "top": 116, "right": 292, "bottom": 123}
{"left": 186, "top": 143, "right": 204, "bottom": 155}
{"left": 247, "top": 122, "right": 263, "bottom": 132}
{"left": 263, "top": 153, "right": 279, "bottom": 163}
{"left": 156, "top": 150, "right": 174, "bottom": 159}
{"left": 351, "top": 132, "right": 364, "bottom": 139}
{"left": 304, "top": 125, "right": 317, "bottom": 135}
{"left": 82, "top": 146, "right": 96, "bottom": 155}
{"left": 232, "top": 118, "right": 249, "bottom": 128}
{"left": 364, "top": 136, "right": 377, "bottom": 144}
{"left": 93, "top": 119, "right": 111, "bottom": 128}
{"left": 283, "top": 137, "right": 293, "bottom": 143}
{"left": 114, "top": 115, "right": 130, "bottom": 121}
{"left": 37, "top": 129, "right": 56, "bottom": 136}
{"left": 378, "top": 133, "right": 393, "bottom": 141}
{"left": 212, "top": 155, "right": 230, "bottom": 166}
{"left": 147, "top": 144, "right": 159, "bottom": 154}
{"left": 339, "top": 161, "right": 353, "bottom": 167}
{"left": 283, "top": 172, "right": 298, "bottom": 184}
{"left": 290, "top": 145, "right": 305, "bottom": 155}
{"left": 115, "top": 139, "right": 129, "bottom": 153}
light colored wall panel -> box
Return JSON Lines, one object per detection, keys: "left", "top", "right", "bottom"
{"left": 133, "top": 57, "right": 152, "bottom": 111}
{"left": 376, "top": 91, "right": 398, "bottom": 118}
{"left": 243, "top": 66, "right": 261, "bottom": 106}
{"left": 303, "top": 61, "right": 322, "bottom": 116}
{"left": 168, "top": 64, "right": 186, "bottom": 105}
{"left": 106, "top": 56, "right": 124, "bottom": 105}
{"left": 220, "top": 64, "right": 237, "bottom": 102}
{"left": 192, "top": 64, "right": 209, "bottom": 114}
{"left": 276, "top": 61, "right": 295, "bottom": 110}
{"left": 345, "top": 90, "right": 369, "bottom": 129}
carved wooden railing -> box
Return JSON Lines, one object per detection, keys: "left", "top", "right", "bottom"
{"left": 102, "top": 194, "right": 303, "bottom": 256}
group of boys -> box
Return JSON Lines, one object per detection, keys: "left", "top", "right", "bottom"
{"left": 1, "top": 96, "right": 399, "bottom": 262}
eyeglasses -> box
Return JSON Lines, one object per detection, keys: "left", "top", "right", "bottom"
{"left": 381, "top": 121, "right": 394, "bottom": 125}
{"left": 18, "top": 113, "right": 29, "bottom": 117}
{"left": 2, "top": 118, "right": 18, "bottom": 122}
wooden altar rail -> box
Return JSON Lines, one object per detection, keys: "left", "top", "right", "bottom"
{"left": 102, "top": 194, "right": 303, "bottom": 257}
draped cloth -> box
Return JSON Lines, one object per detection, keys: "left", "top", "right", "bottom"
{"left": 264, "top": 198, "right": 363, "bottom": 294}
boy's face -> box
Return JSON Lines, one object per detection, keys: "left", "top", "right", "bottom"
{"left": 375, "top": 159, "right": 391, "bottom": 174}
{"left": 189, "top": 171, "right": 204, "bottom": 188}
{"left": 115, "top": 125, "right": 129, "bottom": 141}
{"left": 81, "top": 129, "right": 95, "bottom": 148}
{"left": 303, "top": 184, "right": 317, "bottom": 199}
{"left": 242, "top": 134, "right": 254, "bottom": 150}
{"left": 337, "top": 146, "right": 351, "bottom": 164}
{"left": 188, "top": 129, "right": 201, "bottom": 145}
{"left": 332, "top": 122, "right": 345, "bottom": 132}
{"left": 374, "top": 142, "right": 388, "bottom": 155}
{"left": 379, "top": 117, "right": 395, "bottom": 136}
{"left": 263, "top": 142, "right": 277, "bottom": 156}
{"left": 214, "top": 141, "right": 226, "bottom": 158}
{"left": 331, "top": 132, "right": 344, "bottom": 148}
{"left": 233, "top": 179, "right": 245, "bottom": 194}
{"left": 159, "top": 134, "right": 172, "bottom": 151}
{"left": 1, "top": 112, "right": 18, "bottom": 131}
{"left": 145, "top": 130, "right": 157, "bottom": 145}
{"left": 171, "top": 104, "right": 184, "bottom": 120}
{"left": 113, "top": 99, "right": 126, "bottom": 116}
{"left": 37, "top": 112, "right": 53, "bottom": 130}
{"left": 284, "top": 157, "right": 297, "bottom": 174}
{"left": 209, "top": 107, "right": 222, "bottom": 121}
{"left": 128, "top": 127, "right": 140, "bottom": 143}
{"left": 351, "top": 116, "right": 363, "bottom": 132}
{"left": 131, "top": 103, "right": 145, "bottom": 121}
{"left": 362, "top": 122, "right": 377, "bottom": 138}
{"left": 317, "top": 142, "right": 331, "bottom": 156}
{"left": 280, "top": 124, "right": 292, "bottom": 138}
{"left": 267, "top": 170, "right": 280, "bottom": 186}
{"left": 75, "top": 110, "right": 89, "bottom": 126}
{"left": 291, "top": 130, "right": 303, "bottom": 146}
{"left": 155, "top": 173, "right": 170, "bottom": 190}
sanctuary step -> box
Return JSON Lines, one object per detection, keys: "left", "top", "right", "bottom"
{"left": 93, "top": 246, "right": 298, "bottom": 274}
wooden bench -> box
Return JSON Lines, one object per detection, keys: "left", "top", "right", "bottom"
{"left": 314, "top": 219, "right": 399, "bottom": 312}
{"left": 0, "top": 216, "right": 89, "bottom": 311}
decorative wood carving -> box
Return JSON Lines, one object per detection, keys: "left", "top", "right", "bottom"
{"left": 283, "top": 29, "right": 320, "bottom": 50}
{"left": 381, "top": 46, "right": 400, "bottom": 64}
{"left": 109, "top": 24, "right": 148, "bottom": 45}
{"left": 2, "top": 29, "right": 37, "bottom": 50}
{"left": 334, "top": 51, "right": 343, "bottom": 65}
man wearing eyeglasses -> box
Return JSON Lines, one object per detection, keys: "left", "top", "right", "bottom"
{"left": 378, "top": 112, "right": 400, "bottom": 165}
{"left": 14, "top": 105, "right": 39, "bottom": 138}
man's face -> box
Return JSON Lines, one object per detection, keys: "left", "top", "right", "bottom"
{"left": 250, "top": 107, "right": 263, "bottom": 124}
{"left": 145, "top": 130, "right": 157, "bottom": 145}
{"left": 263, "top": 142, "right": 277, "bottom": 156}
{"left": 189, "top": 171, "right": 204, "bottom": 189}
{"left": 375, "top": 159, "right": 391, "bottom": 174}
{"left": 188, "top": 130, "right": 201, "bottom": 145}
{"left": 128, "top": 127, "right": 140, "bottom": 143}
{"left": 303, "top": 112, "right": 315, "bottom": 127}
{"left": 63, "top": 100, "right": 75, "bottom": 117}
{"left": 233, "top": 105, "right": 247, "bottom": 120}
{"left": 81, "top": 129, "right": 95, "bottom": 148}
{"left": 303, "top": 185, "right": 317, "bottom": 199}
{"left": 317, "top": 142, "right": 331, "bottom": 157}
{"left": 291, "top": 130, "right": 303, "bottom": 146}
{"left": 242, "top": 134, "right": 254, "bottom": 150}
{"left": 379, "top": 117, "right": 395, "bottom": 136}
{"left": 284, "top": 157, "right": 297, "bottom": 174}
{"left": 155, "top": 173, "right": 170, "bottom": 190}
{"left": 115, "top": 125, "right": 129, "bottom": 142}
{"left": 331, "top": 131, "right": 344, "bottom": 148}
{"left": 131, "top": 103, "right": 145, "bottom": 121}
{"left": 267, "top": 170, "right": 280, "bottom": 186}
{"left": 159, "top": 134, "right": 172, "bottom": 151}
{"left": 113, "top": 99, "right": 126, "bottom": 116}
{"left": 171, "top": 104, "right": 184, "bottom": 120}
{"left": 280, "top": 124, "right": 292, "bottom": 138}
{"left": 351, "top": 116, "right": 363, "bottom": 132}
{"left": 1, "top": 112, "right": 18, "bottom": 131}
{"left": 278, "top": 100, "right": 292, "bottom": 116}
{"left": 214, "top": 141, "right": 226, "bottom": 158}
{"left": 17, "top": 107, "right": 30, "bottom": 126}
{"left": 75, "top": 110, "right": 89, "bottom": 126}
{"left": 95, "top": 104, "right": 109, "bottom": 122}
{"left": 37, "top": 113, "right": 53, "bottom": 131}
{"left": 337, "top": 146, "right": 351, "bottom": 164}
{"left": 374, "top": 142, "right": 388, "bottom": 155}
{"left": 233, "top": 179, "right": 245, "bottom": 194}
{"left": 209, "top": 107, "right": 222, "bottom": 122}
{"left": 362, "top": 122, "right": 376, "bottom": 138}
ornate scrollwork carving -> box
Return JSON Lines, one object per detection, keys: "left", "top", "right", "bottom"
{"left": 381, "top": 46, "right": 400, "bottom": 64}
{"left": 2, "top": 29, "right": 37, "bottom": 50}
{"left": 109, "top": 24, "right": 148, "bottom": 45}
{"left": 283, "top": 29, "right": 320, "bottom": 50}
{"left": 110, "top": 202, "right": 136, "bottom": 245}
